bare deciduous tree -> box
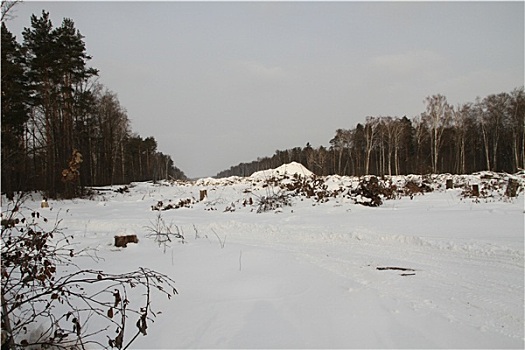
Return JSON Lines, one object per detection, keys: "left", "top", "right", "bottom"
{"left": 422, "top": 94, "right": 452, "bottom": 173}
{"left": 451, "top": 103, "right": 474, "bottom": 174}
{"left": 364, "top": 117, "right": 380, "bottom": 175}
{"left": 507, "top": 87, "right": 525, "bottom": 171}
{"left": 1, "top": 0, "right": 21, "bottom": 22}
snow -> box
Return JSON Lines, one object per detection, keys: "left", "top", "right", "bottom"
{"left": 2, "top": 166, "right": 524, "bottom": 349}
{"left": 250, "top": 161, "right": 314, "bottom": 179}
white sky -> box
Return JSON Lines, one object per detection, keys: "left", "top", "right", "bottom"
{"left": 6, "top": 1, "right": 524, "bottom": 178}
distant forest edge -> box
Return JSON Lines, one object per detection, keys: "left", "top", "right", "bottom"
{"left": 3, "top": 10, "right": 524, "bottom": 201}
{"left": 217, "top": 87, "right": 524, "bottom": 179}
{"left": 1, "top": 11, "right": 187, "bottom": 199}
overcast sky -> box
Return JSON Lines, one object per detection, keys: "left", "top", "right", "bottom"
{"left": 6, "top": 1, "right": 524, "bottom": 178}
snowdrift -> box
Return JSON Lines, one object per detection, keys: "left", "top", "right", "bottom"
{"left": 250, "top": 161, "right": 314, "bottom": 179}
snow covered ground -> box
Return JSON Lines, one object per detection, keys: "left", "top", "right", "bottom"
{"left": 2, "top": 166, "right": 524, "bottom": 349}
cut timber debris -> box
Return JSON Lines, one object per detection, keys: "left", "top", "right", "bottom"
{"left": 377, "top": 266, "right": 417, "bottom": 276}
{"left": 376, "top": 266, "right": 415, "bottom": 271}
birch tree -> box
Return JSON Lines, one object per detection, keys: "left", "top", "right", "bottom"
{"left": 422, "top": 94, "right": 452, "bottom": 173}
{"left": 364, "top": 117, "right": 379, "bottom": 175}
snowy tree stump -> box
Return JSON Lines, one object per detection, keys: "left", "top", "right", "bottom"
{"left": 200, "top": 189, "right": 208, "bottom": 201}
{"left": 446, "top": 179, "right": 453, "bottom": 189}
{"left": 505, "top": 179, "right": 518, "bottom": 197}
{"left": 114, "top": 235, "right": 139, "bottom": 248}
{"left": 472, "top": 184, "right": 479, "bottom": 197}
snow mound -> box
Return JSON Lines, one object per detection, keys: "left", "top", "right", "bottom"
{"left": 250, "top": 162, "right": 314, "bottom": 179}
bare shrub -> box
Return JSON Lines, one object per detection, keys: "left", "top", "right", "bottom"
{"left": 145, "top": 212, "right": 185, "bottom": 252}
{"left": 1, "top": 194, "right": 177, "bottom": 349}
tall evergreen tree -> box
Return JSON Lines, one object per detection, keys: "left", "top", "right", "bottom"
{"left": 1, "top": 22, "right": 30, "bottom": 198}
{"left": 23, "top": 11, "right": 98, "bottom": 197}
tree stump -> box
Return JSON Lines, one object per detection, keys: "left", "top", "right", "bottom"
{"left": 446, "top": 179, "right": 453, "bottom": 189}
{"left": 199, "top": 189, "right": 208, "bottom": 201}
{"left": 505, "top": 179, "right": 518, "bottom": 197}
{"left": 472, "top": 184, "right": 479, "bottom": 197}
{"left": 114, "top": 235, "right": 139, "bottom": 248}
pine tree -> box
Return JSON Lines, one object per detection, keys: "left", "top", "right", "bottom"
{"left": 23, "top": 11, "right": 98, "bottom": 198}
{"left": 1, "top": 22, "right": 30, "bottom": 198}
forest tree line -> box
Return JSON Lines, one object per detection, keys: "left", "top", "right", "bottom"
{"left": 1, "top": 11, "right": 186, "bottom": 199}
{"left": 217, "top": 88, "right": 525, "bottom": 178}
